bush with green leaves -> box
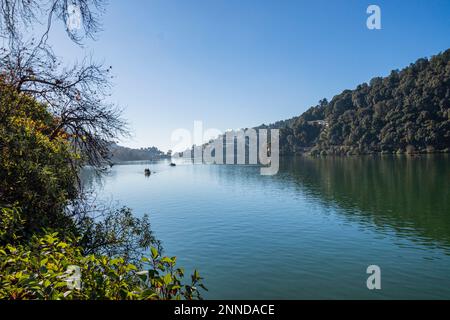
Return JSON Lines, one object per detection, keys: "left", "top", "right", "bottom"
{"left": 0, "top": 83, "right": 79, "bottom": 240}
{"left": 0, "top": 232, "right": 206, "bottom": 300}
{"left": 0, "top": 1, "right": 207, "bottom": 300}
{"left": 0, "top": 207, "right": 24, "bottom": 244}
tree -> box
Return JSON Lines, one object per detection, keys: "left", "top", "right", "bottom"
{"left": 0, "top": 0, "right": 151, "bottom": 260}
{"left": 0, "top": 82, "right": 78, "bottom": 238}
{"left": 271, "top": 49, "right": 450, "bottom": 155}
{"left": 0, "top": 0, "right": 104, "bottom": 43}
{"left": 0, "top": 1, "right": 207, "bottom": 299}
{"left": 1, "top": 43, "right": 128, "bottom": 170}
{"left": 1, "top": 0, "right": 127, "bottom": 171}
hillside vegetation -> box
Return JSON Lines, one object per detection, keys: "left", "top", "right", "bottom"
{"left": 109, "top": 144, "right": 169, "bottom": 162}
{"left": 276, "top": 49, "right": 450, "bottom": 155}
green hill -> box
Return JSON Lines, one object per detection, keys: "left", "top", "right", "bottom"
{"left": 275, "top": 49, "right": 450, "bottom": 156}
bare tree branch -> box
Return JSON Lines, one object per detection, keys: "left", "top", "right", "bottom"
{"left": 1, "top": 39, "right": 129, "bottom": 172}
{"left": 0, "top": 0, "right": 105, "bottom": 44}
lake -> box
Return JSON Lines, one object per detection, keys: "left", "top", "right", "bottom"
{"left": 82, "top": 155, "right": 450, "bottom": 299}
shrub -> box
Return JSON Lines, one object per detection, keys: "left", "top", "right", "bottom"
{"left": 0, "top": 206, "right": 25, "bottom": 243}
{"left": 0, "top": 84, "right": 79, "bottom": 239}
{"left": 0, "top": 232, "right": 206, "bottom": 300}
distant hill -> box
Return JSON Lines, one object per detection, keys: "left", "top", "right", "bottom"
{"left": 268, "top": 48, "right": 450, "bottom": 155}
{"left": 254, "top": 117, "right": 298, "bottom": 130}
{"left": 109, "top": 143, "right": 170, "bottom": 162}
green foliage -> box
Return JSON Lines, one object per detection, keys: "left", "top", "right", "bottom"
{"left": 77, "top": 206, "right": 161, "bottom": 265}
{"left": 109, "top": 143, "right": 169, "bottom": 162}
{"left": 1, "top": 2, "right": 207, "bottom": 299}
{"left": 0, "top": 232, "right": 206, "bottom": 300}
{"left": 0, "top": 83, "right": 79, "bottom": 239}
{"left": 277, "top": 49, "right": 450, "bottom": 155}
{"left": 0, "top": 83, "right": 160, "bottom": 260}
{"left": 0, "top": 207, "right": 24, "bottom": 243}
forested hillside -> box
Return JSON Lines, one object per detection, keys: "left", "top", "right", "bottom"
{"left": 276, "top": 49, "right": 450, "bottom": 155}
{"left": 109, "top": 144, "right": 169, "bottom": 162}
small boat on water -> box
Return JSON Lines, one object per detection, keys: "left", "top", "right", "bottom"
{"left": 170, "top": 163, "right": 176, "bottom": 167}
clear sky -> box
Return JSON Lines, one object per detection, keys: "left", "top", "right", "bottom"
{"left": 48, "top": 0, "right": 450, "bottom": 151}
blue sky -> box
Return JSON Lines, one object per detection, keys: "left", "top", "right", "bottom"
{"left": 49, "top": 0, "right": 450, "bottom": 151}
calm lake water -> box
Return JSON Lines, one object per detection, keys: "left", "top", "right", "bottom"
{"left": 83, "top": 155, "right": 450, "bottom": 299}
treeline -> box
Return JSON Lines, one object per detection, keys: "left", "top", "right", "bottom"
{"left": 109, "top": 144, "right": 170, "bottom": 162}
{"left": 275, "top": 49, "right": 450, "bottom": 156}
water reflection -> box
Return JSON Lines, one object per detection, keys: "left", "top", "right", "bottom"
{"left": 278, "top": 155, "right": 450, "bottom": 251}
